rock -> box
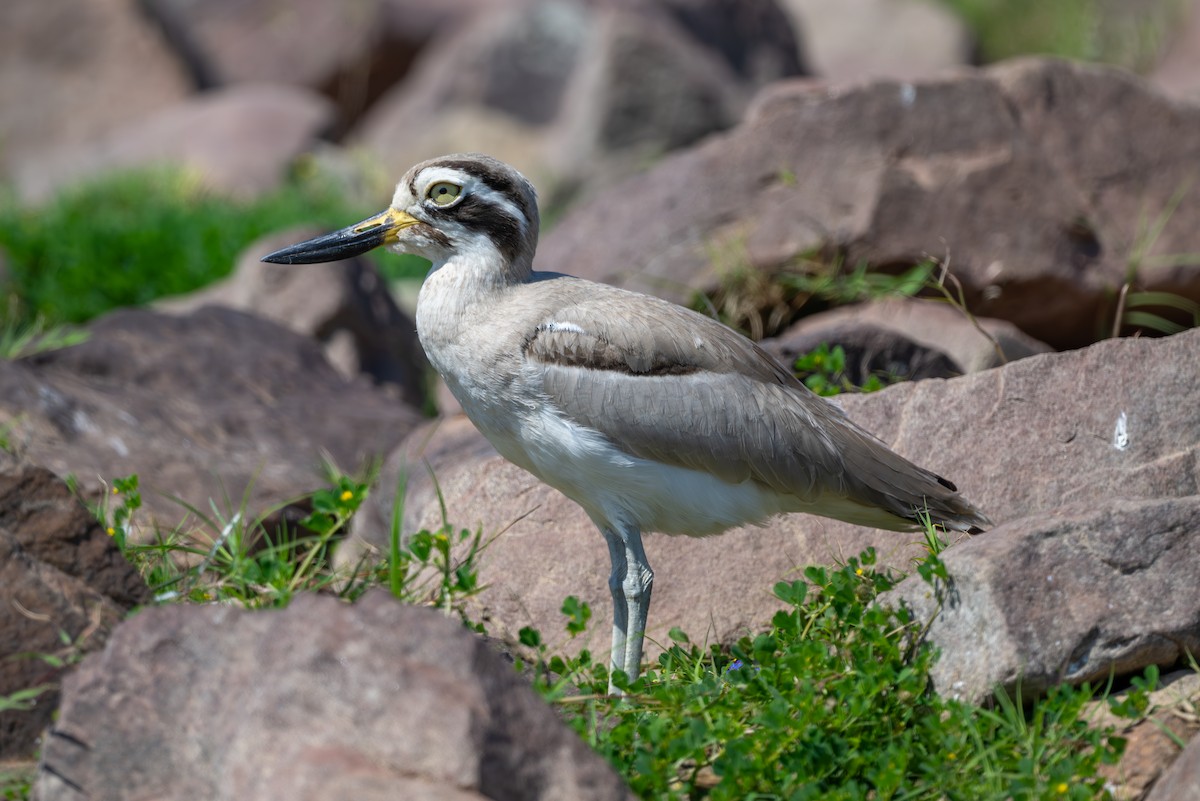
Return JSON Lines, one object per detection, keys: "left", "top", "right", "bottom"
{"left": 34, "top": 592, "right": 635, "bottom": 801}
{"left": 0, "top": 455, "right": 150, "bottom": 759}
{"left": 884, "top": 497, "right": 1200, "bottom": 704}
{"left": 157, "top": 229, "right": 428, "bottom": 408}
{"left": 346, "top": 327, "right": 1200, "bottom": 665}
{"left": 782, "top": 0, "right": 971, "bottom": 82}
{"left": 0, "top": 307, "right": 420, "bottom": 538}
{"left": 1147, "top": 728, "right": 1200, "bottom": 801}
{"left": 1093, "top": 671, "right": 1200, "bottom": 801}
{"left": 143, "top": 0, "right": 387, "bottom": 89}
{"left": 354, "top": 0, "right": 802, "bottom": 207}
{"left": 765, "top": 297, "right": 1053, "bottom": 374}
{"left": 634, "top": 0, "right": 808, "bottom": 85}
{"left": 1149, "top": 0, "right": 1200, "bottom": 101}
{"left": 13, "top": 84, "right": 335, "bottom": 204}
{"left": 760, "top": 321, "right": 961, "bottom": 385}
{"left": 538, "top": 58, "right": 1200, "bottom": 350}
{"left": 0, "top": 0, "right": 191, "bottom": 186}
{"left": 142, "top": 0, "right": 492, "bottom": 132}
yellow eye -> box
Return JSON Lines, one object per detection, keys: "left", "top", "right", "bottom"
{"left": 427, "top": 182, "right": 462, "bottom": 207}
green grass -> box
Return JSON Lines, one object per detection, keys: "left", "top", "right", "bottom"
{"left": 938, "top": 0, "right": 1186, "bottom": 71}
{"left": 86, "top": 469, "right": 484, "bottom": 613}
{"left": 0, "top": 165, "right": 430, "bottom": 330}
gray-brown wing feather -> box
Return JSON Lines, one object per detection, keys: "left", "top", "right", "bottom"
{"left": 523, "top": 290, "right": 990, "bottom": 531}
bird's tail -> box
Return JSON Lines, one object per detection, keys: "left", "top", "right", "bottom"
{"left": 836, "top": 422, "right": 992, "bottom": 534}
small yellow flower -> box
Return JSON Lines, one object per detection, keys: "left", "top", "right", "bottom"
{"left": 106, "top": 526, "right": 116, "bottom": 536}
{"left": 339, "top": 490, "right": 353, "bottom": 501}
{"left": 1055, "top": 783, "right": 1069, "bottom": 794}
{"left": 946, "top": 752, "right": 956, "bottom": 761}
{"left": 112, "top": 487, "right": 119, "bottom": 495}
{"left": 855, "top": 568, "right": 864, "bottom": 576}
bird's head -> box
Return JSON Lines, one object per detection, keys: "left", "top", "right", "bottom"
{"left": 262, "top": 153, "right": 540, "bottom": 283}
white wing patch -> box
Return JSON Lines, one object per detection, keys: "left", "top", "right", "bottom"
{"left": 539, "top": 320, "right": 586, "bottom": 335}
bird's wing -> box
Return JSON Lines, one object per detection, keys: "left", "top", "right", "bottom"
{"left": 522, "top": 291, "right": 864, "bottom": 496}
{"left": 520, "top": 286, "right": 988, "bottom": 530}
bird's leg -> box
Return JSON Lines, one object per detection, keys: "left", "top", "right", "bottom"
{"left": 617, "top": 522, "right": 654, "bottom": 690}
{"left": 601, "top": 526, "right": 629, "bottom": 691}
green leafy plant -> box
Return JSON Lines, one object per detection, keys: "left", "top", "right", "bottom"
{"left": 0, "top": 764, "right": 32, "bottom": 801}
{"left": 792, "top": 342, "right": 895, "bottom": 396}
{"left": 522, "top": 544, "right": 1124, "bottom": 800}
{"left": 87, "top": 469, "right": 487, "bottom": 620}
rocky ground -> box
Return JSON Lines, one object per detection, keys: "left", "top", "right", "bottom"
{"left": 2, "top": 1, "right": 1200, "bottom": 799}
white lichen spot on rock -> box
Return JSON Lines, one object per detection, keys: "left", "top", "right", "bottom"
{"left": 1112, "top": 411, "right": 1130, "bottom": 451}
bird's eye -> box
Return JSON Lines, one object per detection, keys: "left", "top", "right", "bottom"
{"left": 427, "top": 182, "right": 462, "bottom": 207}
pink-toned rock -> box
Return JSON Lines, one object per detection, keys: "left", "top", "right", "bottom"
{"left": 765, "top": 297, "right": 1053, "bottom": 374}
{"left": 1147, "top": 727, "right": 1200, "bottom": 801}
{"left": 0, "top": 307, "right": 421, "bottom": 539}
{"left": 353, "top": 0, "right": 799, "bottom": 206}
{"left": 13, "top": 84, "right": 334, "bottom": 203}
{"left": 1146, "top": 0, "right": 1200, "bottom": 101}
{"left": 885, "top": 496, "right": 1200, "bottom": 704}
{"left": 144, "top": 0, "right": 388, "bottom": 88}
{"left": 539, "top": 58, "right": 1200, "bottom": 350}
{"left": 782, "top": 0, "right": 970, "bottom": 82}
{"left": 0, "top": 0, "right": 191, "bottom": 186}
{"left": 35, "top": 593, "right": 635, "bottom": 801}
{"left": 157, "top": 229, "right": 428, "bottom": 407}
{"left": 1097, "top": 671, "right": 1200, "bottom": 801}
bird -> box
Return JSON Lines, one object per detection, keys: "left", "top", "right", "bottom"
{"left": 263, "top": 153, "right": 990, "bottom": 693}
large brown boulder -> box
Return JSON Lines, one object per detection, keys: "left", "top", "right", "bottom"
{"left": 0, "top": 307, "right": 421, "bottom": 538}
{"left": 781, "top": 0, "right": 971, "bottom": 82}
{"left": 885, "top": 497, "right": 1200, "bottom": 704}
{"left": 353, "top": 0, "right": 804, "bottom": 208}
{"left": 0, "top": 456, "right": 150, "bottom": 759}
{"left": 539, "top": 58, "right": 1200, "bottom": 350}
{"left": 157, "top": 229, "right": 428, "bottom": 408}
{"left": 0, "top": 0, "right": 190, "bottom": 187}
{"left": 1147, "top": 728, "right": 1200, "bottom": 801}
{"left": 13, "top": 84, "right": 335, "bottom": 203}
{"left": 35, "top": 592, "right": 635, "bottom": 801}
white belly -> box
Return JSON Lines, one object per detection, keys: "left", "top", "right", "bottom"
{"left": 474, "top": 401, "right": 790, "bottom": 537}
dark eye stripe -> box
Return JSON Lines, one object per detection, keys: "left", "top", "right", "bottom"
{"left": 428, "top": 194, "right": 524, "bottom": 265}
{"left": 436, "top": 158, "right": 536, "bottom": 228}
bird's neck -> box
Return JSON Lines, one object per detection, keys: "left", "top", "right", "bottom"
{"left": 415, "top": 249, "right": 532, "bottom": 351}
